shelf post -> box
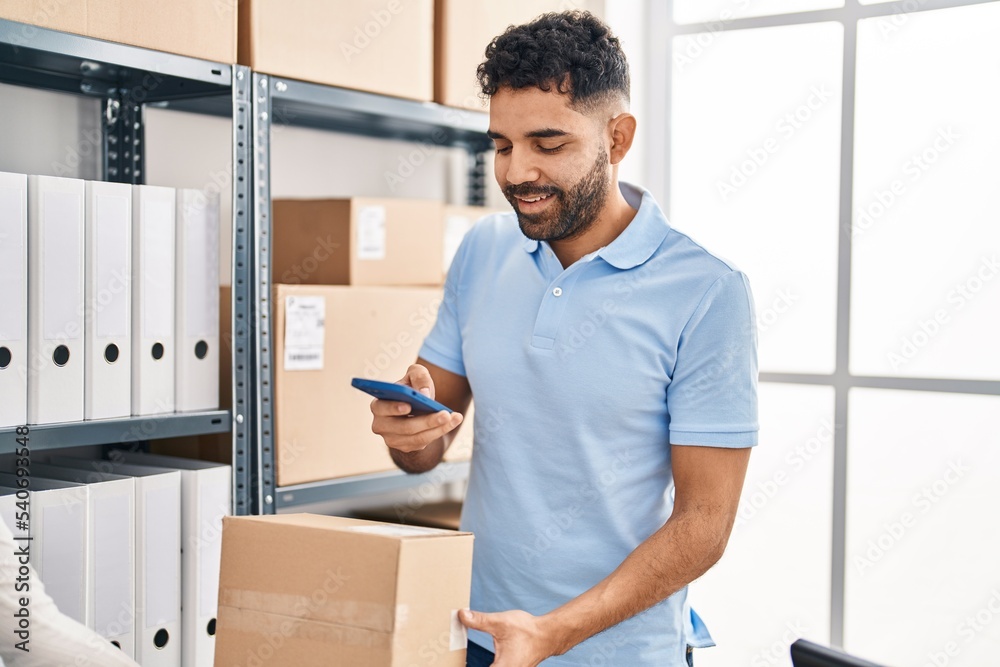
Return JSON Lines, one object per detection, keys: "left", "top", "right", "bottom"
{"left": 231, "top": 65, "right": 254, "bottom": 515}
{"left": 101, "top": 96, "right": 144, "bottom": 184}
{"left": 466, "top": 148, "right": 486, "bottom": 206}
{"left": 251, "top": 73, "right": 277, "bottom": 514}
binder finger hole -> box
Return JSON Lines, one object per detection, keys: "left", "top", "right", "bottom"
{"left": 195, "top": 340, "right": 209, "bottom": 360}
{"left": 154, "top": 628, "right": 169, "bottom": 649}
{"left": 53, "top": 345, "right": 70, "bottom": 367}
{"left": 207, "top": 618, "right": 216, "bottom": 636}
{"left": 151, "top": 342, "right": 164, "bottom": 360}
{"left": 0, "top": 347, "right": 10, "bottom": 369}
{"left": 104, "top": 343, "right": 120, "bottom": 364}
{"left": 110, "top": 641, "right": 121, "bottom": 650}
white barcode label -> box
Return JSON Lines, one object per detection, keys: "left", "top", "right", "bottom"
{"left": 284, "top": 295, "right": 325, "bottom": 371}
{"left": 357, "top": 205, "right": 387, "bottom": 260}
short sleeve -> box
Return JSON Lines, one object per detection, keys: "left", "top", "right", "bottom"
{"left": 417, "top": 229, "right": 471, "bottom": 377}
{"left": 667, "top": 270, "right": 758, "bottom": 447}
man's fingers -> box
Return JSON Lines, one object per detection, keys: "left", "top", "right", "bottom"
{"left": 402, "top": 364, "right": 435, "bottom": 399}
{"left": 383, "top": 410, "right": 462, "bottom": 437}
{"left": 458, "top": 609, "right": 493, "bottom": 633}
{"left": 382, "top": 412, "right": 463, "bottom": 452}
{"left": 370, "top": 398, "right": 412, "bottom": 417}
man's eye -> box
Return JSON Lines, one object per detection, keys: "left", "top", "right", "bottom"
{"left": 495, "top": 146, "right": 512, "bottom": 155}
{"left": 539, "top": 144, "right": 565, "bottom": 154}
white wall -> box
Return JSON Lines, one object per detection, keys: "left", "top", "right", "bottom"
{"left": 0, "top": 82, "right": 100, "bottom": 179}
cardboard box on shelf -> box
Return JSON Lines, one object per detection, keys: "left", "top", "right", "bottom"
{"left": 238, "top": 0, "right": 434, "bottom": 101}
{"left": 273, "top": 198, "right": 444, "bottom": 287}
{"left": 434, "top": 0, "right": 604, "bottom": 110}
{"left": 441, "top": 204, "right": 506, "bottom": 282}
{"left": 442, "top": 399, "right": 473, "bottom": 463}
{"left": 356, "top": 499, "right": 463, "bottom": 531}
{"left": 0, "top": 0, "right": 236, "bottom": 63}
{"left": 215, "top": 513, "right": 473, "bottom": 666}
{"left": 274, "top": 284, "right": 447, "bottom": 486}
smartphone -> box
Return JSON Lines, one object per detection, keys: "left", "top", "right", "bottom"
{"left": 350, "top": 378, "right": 453, "bottom": 415}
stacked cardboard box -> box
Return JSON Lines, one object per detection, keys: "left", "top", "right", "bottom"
{"left": 238, "top": 0, "right": 434, "bottom": 101}
{"left": 0, "top": 0, "right": 236, "bottom": 63}
{"left": 433, "top": 0, "right": 606, "bottom": 110}
{"left": 271, "top": 198, "right": 491, "bottom": 486}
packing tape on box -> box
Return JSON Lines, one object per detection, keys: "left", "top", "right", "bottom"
{"left": 220, "top": 588, "right": 395, "bottom": 633}
{"left": 449, "top": 609, "right": 468, "bottom": 650}
{"left": 218, "top": 605, "right": 394, "bottom": 650}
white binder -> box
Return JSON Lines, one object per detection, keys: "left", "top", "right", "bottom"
{"left": 132, "top": 185, "right": 176, "bottom": 416}
{"left": 30, "top": 462, "right": 137, "bottom": 659}
{"left": 0, "top": 172, "right": 27, "bottom": 428}
{"left": 50, "top": 456, "right": 181, "bottom": 667}
{"left": 27, "top": 175, "right": 85, "bottom": 424}
{"left": 114, "top": 452, "right": 231, "bottom": 667}
{"left": 0, "top": 487, "right": 17, "bottom": 531}
{"left": 175, "top": 189, "right": 220, "bottom": 413}
{"left": 0, "top": 473, "right": 89, "bottom": 626}
{"left": 85, "top": 181, "right": 133, "bottom": 420}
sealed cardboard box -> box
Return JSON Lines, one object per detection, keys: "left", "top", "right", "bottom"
{"left": 441, "top": 204, "right": 506, "bottom": 282}
{"left": 434, "top": 0, "right": 604, "bottom": 109}
{"left": 442, "top": 399, "right": 473, "bottom": 463}
{"left": 215, "top": 514, "right": 472, "bottom": 666}
{"left": 356, "top": 499, "right": 463, "bottom": 531}
{"left": 274, "top": 285, "right": 445, "bottom": 485}
{"left": 239, "top": 0, "right": 433, "bottom": 101}
{"left": 0, "top": 0, "right": 236, "bottom": 63}
{"left": 274, "top": 198, "right": 444, "bottom": 287}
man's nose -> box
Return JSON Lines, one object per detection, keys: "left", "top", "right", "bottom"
{"left": 504, "top": 148, "right": 540, "bottom": 185}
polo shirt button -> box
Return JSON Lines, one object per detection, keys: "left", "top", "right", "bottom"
{"left": 553, "top": 287, "right": 563, "bottom": 297}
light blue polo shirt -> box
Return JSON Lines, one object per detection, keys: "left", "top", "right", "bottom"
{"left": 418, "top": 182, "right": 758, "bottom": 666}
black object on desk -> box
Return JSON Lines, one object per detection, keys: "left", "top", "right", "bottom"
{"left": 791, "top": 639, "right": 887, "bottom": 667}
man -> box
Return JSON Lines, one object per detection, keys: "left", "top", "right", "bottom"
{"left": 370, "top": 11, "right": 757, "bottom": 667}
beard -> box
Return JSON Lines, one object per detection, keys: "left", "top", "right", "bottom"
{"left": 504, "top": 147, "right": 611, "bottom": 243}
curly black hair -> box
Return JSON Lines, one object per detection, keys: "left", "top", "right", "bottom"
{"left": 476, "top": 10, "right": 630, "bottom": 112}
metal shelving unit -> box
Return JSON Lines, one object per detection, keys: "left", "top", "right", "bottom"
{"left": 0, "top": 411, "right": 229, "bottom": 450}
{"left": 274, "top": 461, "right": 471, "bottom": 511}
{"left": 0, "top": 19, "right": 253, "bottom": 514}
{"left": 251, "top": 74, "right": 492, "bottom": 513}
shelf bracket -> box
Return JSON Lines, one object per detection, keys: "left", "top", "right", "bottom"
{"left": 466, "top": 147, "right": 486, "bottom": 206}
{"left": 101, "top": 93, "right": 144, "bottom": 184}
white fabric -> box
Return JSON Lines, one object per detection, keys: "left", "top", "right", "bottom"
{"left": 0, "top": 519, "right": 139, "bottom": 667}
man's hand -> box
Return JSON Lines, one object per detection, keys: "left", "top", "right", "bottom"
{"left": 459, "top": 609, "right": 563, "bottom": 667}
{"left": 370, "top": 364, "right": 463, "bottom": 453}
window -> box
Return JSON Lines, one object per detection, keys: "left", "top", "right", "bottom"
{"left": 660, "top": 1, "right": 1000, "bottom": 663}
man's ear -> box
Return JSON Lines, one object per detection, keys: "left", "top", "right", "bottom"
{"left": 608, "top": 113, "right": 637, "bottom": 165}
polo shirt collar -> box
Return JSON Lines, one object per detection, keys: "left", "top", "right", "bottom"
{"left": 520, "top": 182, "right": 670, "bottom": 270}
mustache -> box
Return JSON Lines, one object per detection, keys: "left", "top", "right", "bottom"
{"left": 504, "top": 184, "right": 561, "bottom": 199}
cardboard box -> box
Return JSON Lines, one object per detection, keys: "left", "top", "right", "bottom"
{"left": 356, "top": 499, "right": 463, "bottom": 530}
{"left": 274, "top": 198, "right": 444, "bottom": 287}
{"left": 442, "top": 399, "right": 473, "bottom": 463}
{"left": 274, "top": 285, "right": 445, "bottom": 486}
{"left": 0, "top": 0, "right": 236, "bottom": 64}
{"left": 435, "top": 0, "right": 604, "bottom": 110}
{"left": 215, "top": 514, "right": 472, "bottom": 666}
{"left": 239, "top": 0, "right": 433, "bottom": 101}
{"left": 441, "top": 204, "right": 505, "bottom": 282}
